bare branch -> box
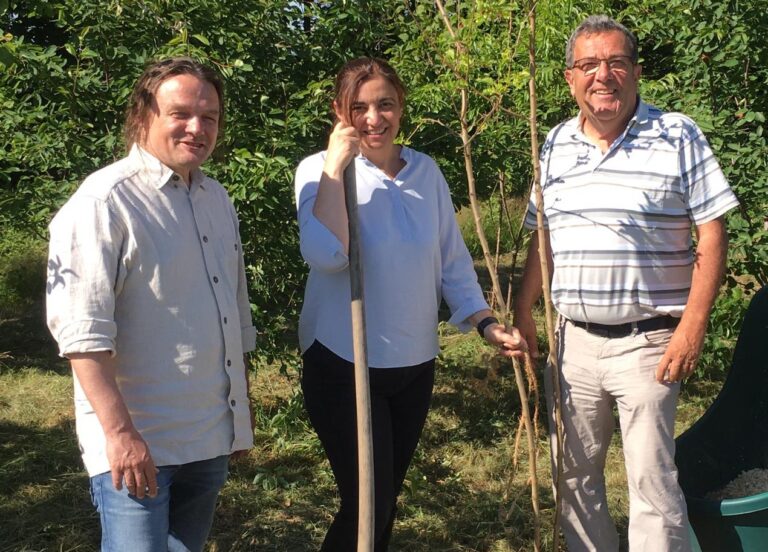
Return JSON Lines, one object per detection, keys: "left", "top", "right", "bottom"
{"left": 526, "top": 3, "right": 561, "bottom": 549}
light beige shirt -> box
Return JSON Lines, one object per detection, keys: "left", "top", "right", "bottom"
{"left": 47, "top": 146, "right": 256, "bottom": 476}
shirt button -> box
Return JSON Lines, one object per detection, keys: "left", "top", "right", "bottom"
{"left": 213, "top": 276, "right": 219, "bottom": 283}
{"left": 172, "top": 174, "right": 180, "bottom": 181}
{"left": 234, "top": 243, "right": 238, "bottom": 251}
{"left": 230, "top": 399, "right": 236, "bottom": 407}
{"left": 203, "top": 236, "right": 208, "bottom": 243}
{"left": 223, "top": 317, "right": 228, "bottom": 324}
{"left": 226, "top": 359, "right": 232, "bottom": 366}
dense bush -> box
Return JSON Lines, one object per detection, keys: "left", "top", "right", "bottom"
{"left": 1, "top": 0, "right": 765, "bottom": 377}
{"left": 1, "top": 0, "right": 408, "bottom": 362}
{"left": 0, "top": 229, "right": 46, "bottom": 318}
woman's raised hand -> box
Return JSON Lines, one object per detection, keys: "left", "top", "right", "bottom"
{"left": 324, "top": 121, "right": 360, "bottom": 176}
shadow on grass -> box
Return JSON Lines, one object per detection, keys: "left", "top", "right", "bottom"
{"left": 429, "top": 352, "right": 545, "bottom": 447}
{"left": 0, "top": 306, "right": 65, "bottom": 376}
{"left": 396, "top": 454, "right": 554, "bottom": 551}
{"left": 210, "top": 446, "right": 332, "bottom": 551}
{"left": 210, "top": 488, "right": 328, "bottom": 551}
{"left": 214, "top": 451, "right": 553, "bottom": 552}
{"left": 0, "top": 418, "right": 98, "bottom": 552}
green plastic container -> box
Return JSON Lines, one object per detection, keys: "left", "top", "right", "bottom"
{"left": 686, "top": 492, "right": 768, "bottom": 551}
{"left": 675, "top": 287, "right": 768, "bottom": 552}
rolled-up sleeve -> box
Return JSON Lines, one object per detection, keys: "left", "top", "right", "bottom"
{"left": 434, "top": 168, "right": 489, "bottom": 332}
{"left": 46, "top": 196, "right": 123, "bottom": 357}
{"left": 294, "top": 155, "right": 349, "bottom": 273}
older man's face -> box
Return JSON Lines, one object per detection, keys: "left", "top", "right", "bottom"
{"left": 565, "top": 30, "right": 641, "bottom": 140}
{"left": 141, "top": 74, "right": 219, "bottom": 183}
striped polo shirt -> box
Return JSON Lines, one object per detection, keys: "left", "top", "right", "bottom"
{"left": 524, "top": 100, "right": 739, "bottom": 324}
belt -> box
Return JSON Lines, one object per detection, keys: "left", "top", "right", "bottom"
{"left": 569, "top": 316, "right": 680, "bottom": 338}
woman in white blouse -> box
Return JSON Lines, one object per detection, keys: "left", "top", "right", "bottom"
{"left": 294, "top": 57, "right": 526, "bottom": 551}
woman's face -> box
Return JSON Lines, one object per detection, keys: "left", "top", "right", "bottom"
{"left": 339, "top": 75, "right": 402, "bottom": 154}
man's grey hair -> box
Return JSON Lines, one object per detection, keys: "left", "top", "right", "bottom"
{"left": 566, "top": 15, "right": 639, "bottom": 68}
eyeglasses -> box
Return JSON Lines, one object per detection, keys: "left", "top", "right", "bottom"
{"left": 570, "top": 56, "right": 634, "bottom": 75}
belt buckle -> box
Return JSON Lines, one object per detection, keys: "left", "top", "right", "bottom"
{"left": 583, "top": 321, "right": 609, "bottom": 337}
{"left": 605, "top": 322, "right": 632, "bottom": 338}
{"left": 583, "top": 320, "right": 634, "bottom": 338}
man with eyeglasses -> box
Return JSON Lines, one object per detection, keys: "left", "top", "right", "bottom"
{"left": 514, "top": 15, "right": 738, "bottom": 551}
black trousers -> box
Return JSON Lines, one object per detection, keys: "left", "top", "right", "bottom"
{"left": 302, "top": 340, "right": 435, "bottom": 552}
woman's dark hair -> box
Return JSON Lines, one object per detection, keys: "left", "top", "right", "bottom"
{"left": 333, "top": 57, "right": 406, "bottom": 124}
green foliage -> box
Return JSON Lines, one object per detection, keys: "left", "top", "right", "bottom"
{"left": 0, "top": 0, "right": 418, "bottom": 364}
{"left": 700, "top": 285, "right": 751, "bottom": 379}
{"left": 1, "top": 0, "right": 766, "bottom": 376}
{"left": 459, "top": 195, "right": 524, "bottom": 260}
{"left": 625, "top": 0, "right": 768, "bottom": 285}
{"left": 0, "top": 229, "right": 46, "bottom": 317}
{"left": 392, "top": 1, "right": 536, "bottom": 204}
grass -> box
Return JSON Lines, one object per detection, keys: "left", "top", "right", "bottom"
{"left": 0, "top": 305, "right": 717, "bottom": 552}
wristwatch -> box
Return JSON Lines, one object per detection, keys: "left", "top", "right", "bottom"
{"left": 476, "top": 316, "right": 500, "bottom": 338}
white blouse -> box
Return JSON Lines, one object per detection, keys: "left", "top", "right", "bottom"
{"left": 295, "top": 146, "right": 489, "bottom": 368}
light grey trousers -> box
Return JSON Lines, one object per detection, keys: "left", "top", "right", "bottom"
{"left": 545, "top": 319, "right": 692, "bottom": 552}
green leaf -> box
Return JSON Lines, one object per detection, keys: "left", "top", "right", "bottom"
{"left": 0, "top": 44, "right": 15, "bottom": 68}
{"left": 192, "top": 34, "right": 210, "bottom": 46}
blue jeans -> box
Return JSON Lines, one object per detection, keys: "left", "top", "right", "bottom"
{"left": 89, "top": 455, "right": 230, "bottom": 552}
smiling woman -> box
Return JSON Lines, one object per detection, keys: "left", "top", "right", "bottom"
{"left": 347, "top": 77, "right": 403, "bottom": 169}
{"left": 292, "top": 57, "right": 526, "bottom": 551}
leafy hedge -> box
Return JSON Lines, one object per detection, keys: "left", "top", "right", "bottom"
{"left": 2, "top": 0, "right": 765, "bottom": 377}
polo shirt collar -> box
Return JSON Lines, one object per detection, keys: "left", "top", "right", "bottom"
{"left": 573, "top": 95, "right": 646, "bottom": 140}
{"left": 570, "top": 97, "right": 650, "bottom": 161}
{"left": 631, "top": 97, "right": 650, "bottom": 126}
{"left": 128, "top": 145, "right": 207, "bottom": 190}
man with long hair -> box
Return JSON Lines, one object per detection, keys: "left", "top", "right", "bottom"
{"left": 46, "top": 58, "right": 255, "bottom": 551}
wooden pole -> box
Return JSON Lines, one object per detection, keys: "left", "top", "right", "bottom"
{"left": 343, "top": 160, "right": 375, "bottom": 552}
